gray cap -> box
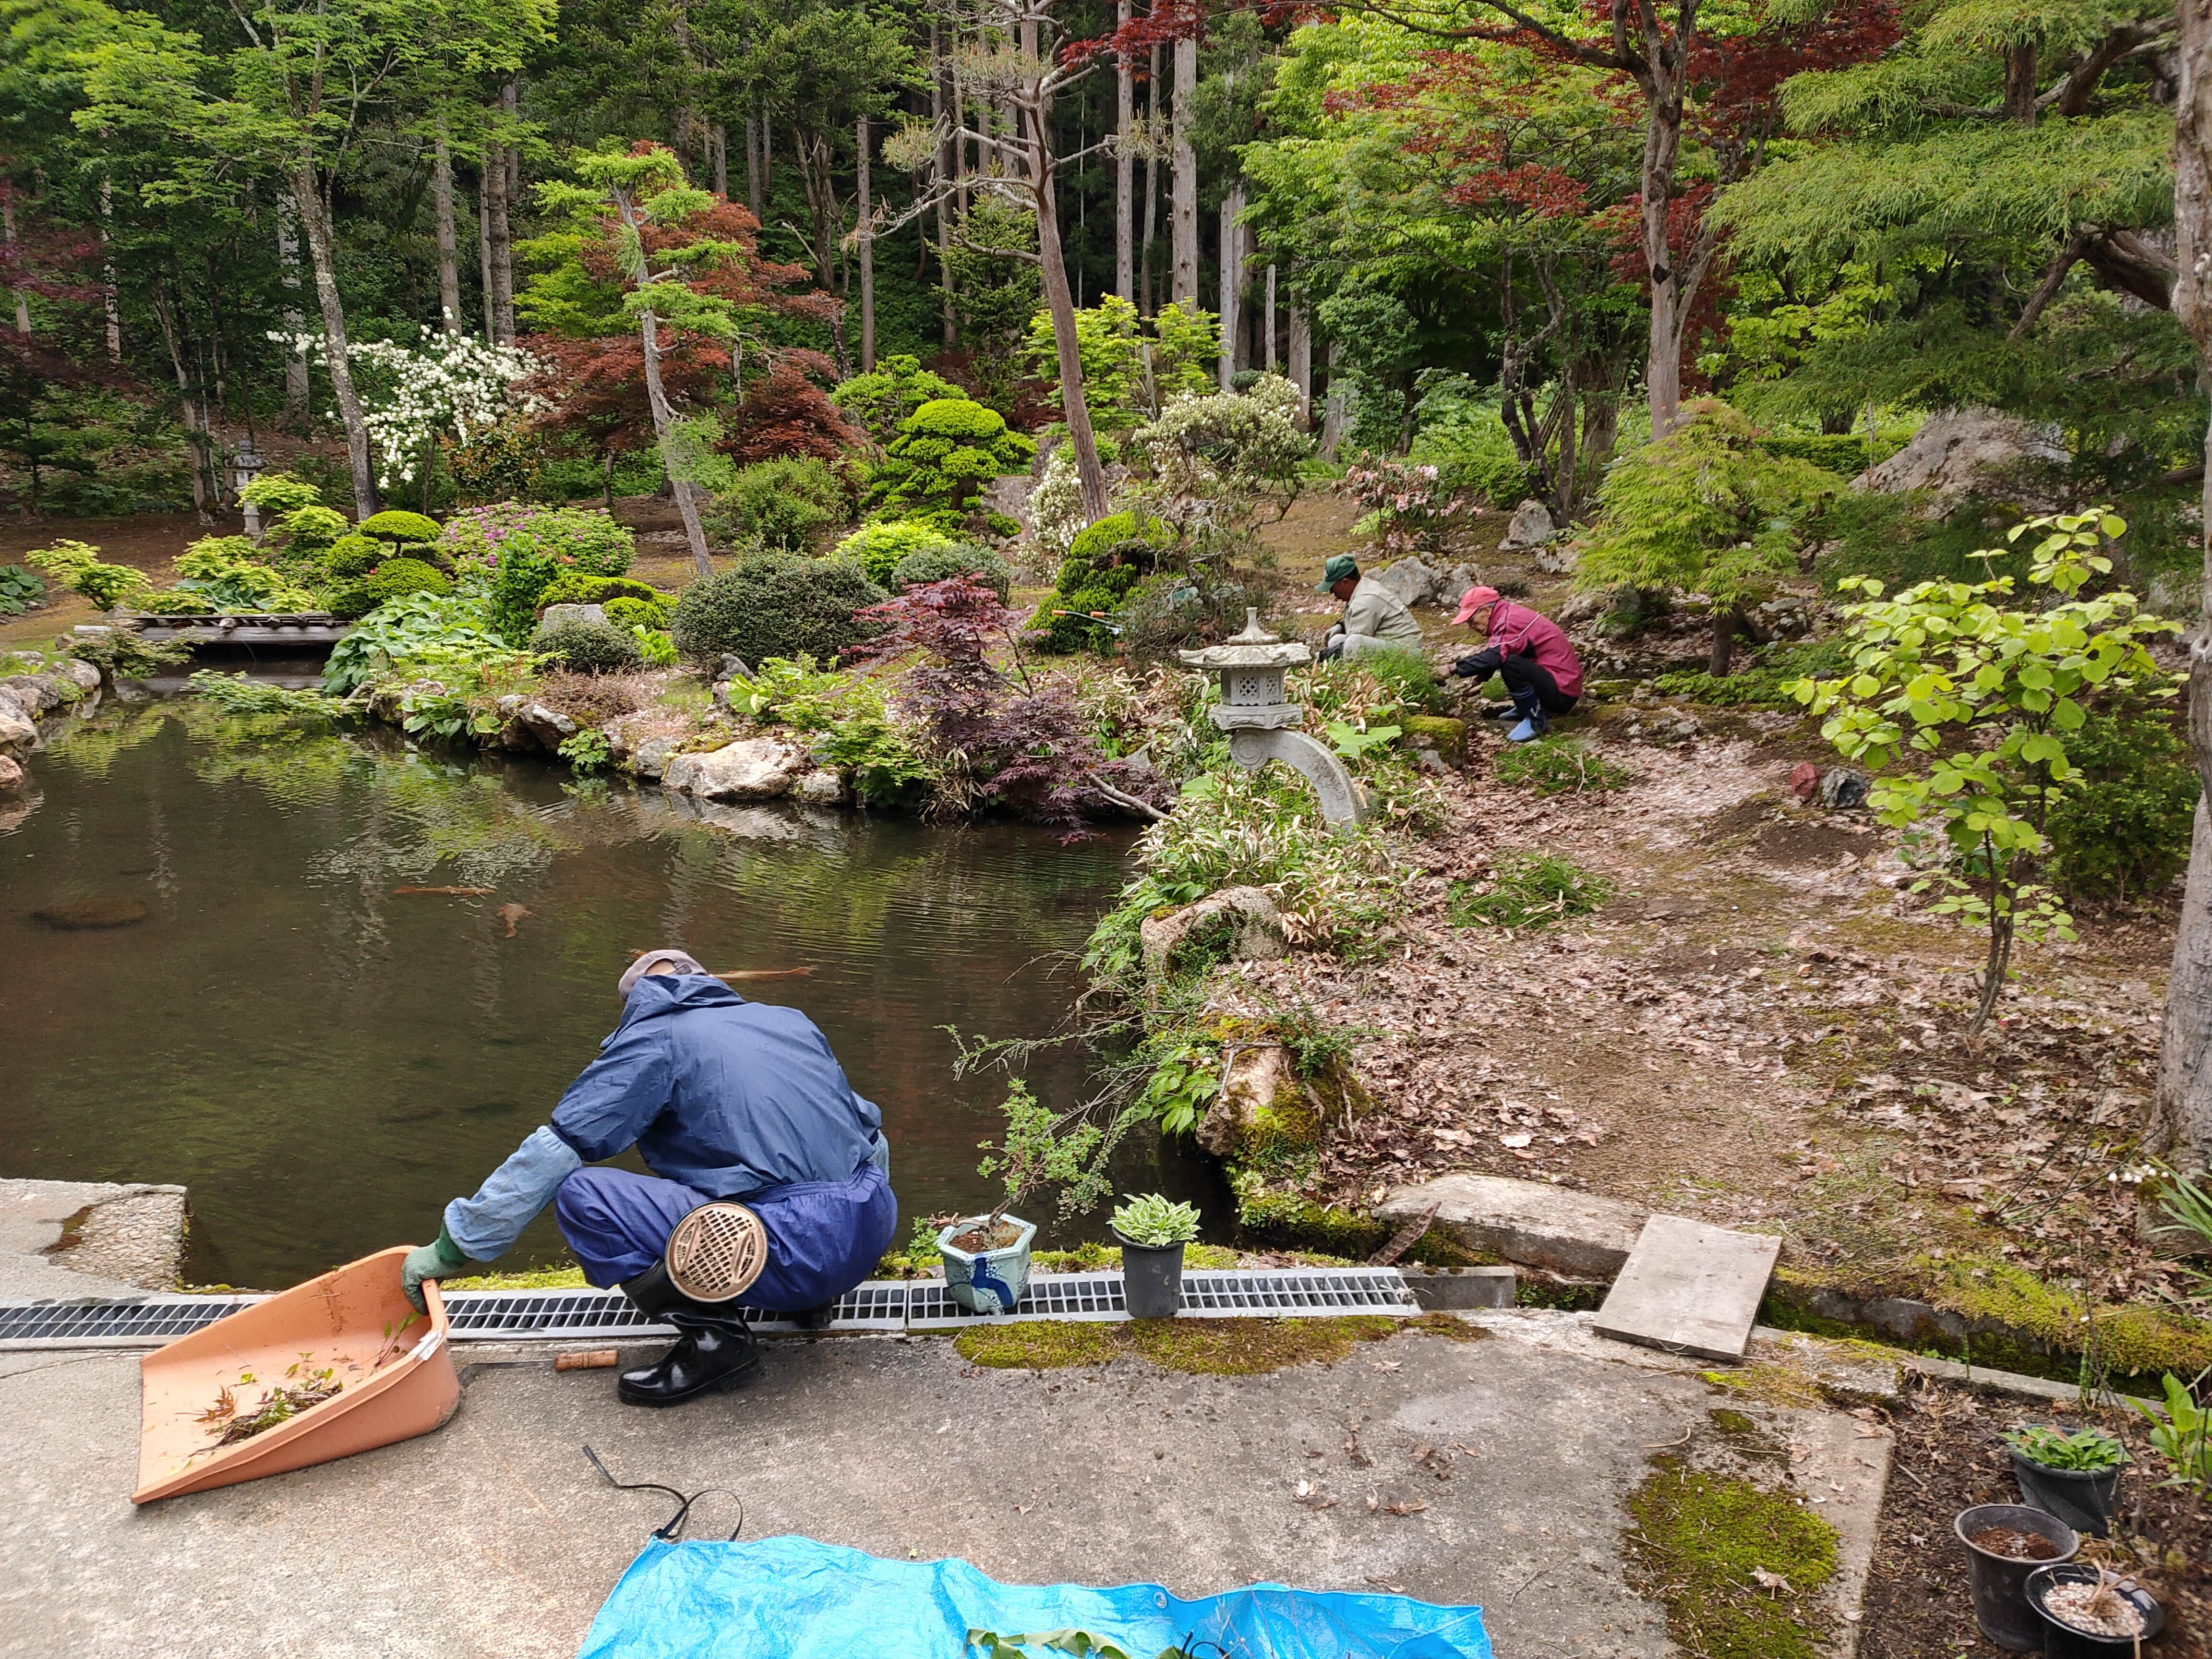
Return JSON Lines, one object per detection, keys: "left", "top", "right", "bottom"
{"left": 618, "top": 948, "right": 708, "bottom": 999}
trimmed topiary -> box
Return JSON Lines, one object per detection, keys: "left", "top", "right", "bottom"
{"left": 534, "top": 572, "right": 662, "bottom": 612}
{"left": 326, "top": 533, "right": 383, "bottom": 578}
{"left": 532, "top": 616, "right": 646, "bottom": 674}
{"left": 358, "top": 510, "right": 445, "bottom": 544}
{"left": 863, "top": 396, "right": 1037, "bottom": 531}
{"left": 603, "top": 594, "right": 673, "bottom": 631}
{"left": 890, "top": 541, "right": 1013, "bottom": 601}
{"left": 1034, "top": 511, "right": 1165, "bottom": 652}
{"left": 833, "top": 521, "right": 960, "bottom": 587}
{"left": 670, "top": 550, "right": 888, "bottom": 669}
{"left": 344, "top": 557, "right": 451, "bottom": 617}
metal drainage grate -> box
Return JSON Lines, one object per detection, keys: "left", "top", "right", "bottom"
{"left": 0, "top": 1269, "right": 1413, "bottom": 1347}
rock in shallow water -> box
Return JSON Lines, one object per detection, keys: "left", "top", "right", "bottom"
{"left": 34, "top": 897, "right": 149, "bottom": 930}
{"left": 662, "top": 736, "right": 806, "bottom": 801}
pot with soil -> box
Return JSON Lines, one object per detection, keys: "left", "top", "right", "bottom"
{"left": 2005, "top": 1424, "right": 2128, "bottom": 1539}
{"left": 1111, "top": 1192, "right": 1202, "bottom": 1320}
{"left": 1955, "top": 1503, "right": 2079, "bottom": 1651}
{"left": 2026, "top": 1563, "right": 2164, "bottom": 1656}
{"left": 938, "top": 1214, "right": 1036, "bottom": 1314}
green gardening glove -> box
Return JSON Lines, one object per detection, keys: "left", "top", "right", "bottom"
{"left": 401, "top": 1226, "right": 471, "bottom": 1313}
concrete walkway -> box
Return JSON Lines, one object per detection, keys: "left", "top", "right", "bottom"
{"left": 0, "top": 1310, "right": 1889, "bottom": 1659}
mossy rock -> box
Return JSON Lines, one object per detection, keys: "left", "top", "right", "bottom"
{"left": 1226, "top": 1162, "right": 1390, "bottom": 1256}
{"left": 1400, "top": 714, "right": 1468, "bottom": 766}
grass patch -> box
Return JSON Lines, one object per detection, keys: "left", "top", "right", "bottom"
{"left": 953, "top": 1313, "right": 1481, "bottom": 1374}
{"left": 1491, "top": 740, "right": 1633, "bottom": 795}
{"left": 1625, "top": 1459, "right": 1839, "bottom": 1659}
{"left": 1447, "top": 852, "right": 1615, "bottom": 930}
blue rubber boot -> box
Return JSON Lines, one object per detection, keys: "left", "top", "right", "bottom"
{"left": 1505, "top": 686, "right": 1546, "bottom": 743}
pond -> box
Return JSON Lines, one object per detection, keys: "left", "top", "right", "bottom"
{"left": 0, "top": 701, "right": 1220, "bottom": 1290}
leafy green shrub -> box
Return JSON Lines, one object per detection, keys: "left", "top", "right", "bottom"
{"left": 322, "top": 590, "right": 508, "bottom": 694}
{"left": 1491, "top": 741, "right": 1634, "bottom": 794}
{"left": 0, "top": 565, "right": 45, "bottom": 615}
{"left": 603, "top": 594, "right": 673, "bottom": 631}
{"left": 187, "top": 669, "right": 344, "bottom": 722}
{"left": 864, "top": 397, "right": 1037, "bottom": 531}
{"left": 360, "top": 557, "right": 452, "bottom": 608}
{"left": 1335, "top": 645, "right": 1446, "bottom": 716}
{"left": 440, "top": 504, "right": 636, "bottom": 579}
{"left": 1034, "top": 511, "right": 1163, "bottom": 653}
{"left": 632, "top": 626, "right": 679, "bottom": 668}
{"left": 2005, "top": 1425, "right": 2127, "bottom": 1473}
{"left": 828, "top": 354, "right": 966, "bottom": 446}
{"left": 670, "top": 551, "right": 888, "bottom": 669}
{"left": 170, "top": 538, "right": 320, "bottom": 612}
{"left": 357, "top": 509, "right": 444, "bottom": 546}
{"left": 533, "top": 616, "right": 645, "bottom": 674}
{"left": 1448, "top": 852, "right": 1614, "bottom": 929}
{"left": 557, "top": 728, "right": 613, "bottom": 771}
{"left": 1111, "top": 1192, "right": 1202, "bottom": 1247}
{"left": 891, "top": 541, "right": 1012, "bottom": 601}
{"left": 833, "top": 520, "right": 961, "bottom": 586}
{"left": 25, "top": 539, "right": 150, "bottom": 611}
{"left": 534, "top": 572, "right": 661, "bottom": 612}
{"left": 326, "top": 534, "right": 384, "bottom": 578}
{"left": 1757, "top": 432, "right": 1905, "bottom": 474}
{"left": 709, "top": 456, "right": 851, "bottom": 552}
{"left": 2044, "top": 702, "right": 2200, "bottom": 900}
{"left": 237, "top": 472, "right": 324, "bottom": 517}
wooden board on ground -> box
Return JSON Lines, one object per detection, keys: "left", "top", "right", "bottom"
{"left": 1593, "top": 1214, "right": 1781, "bottom": 1364}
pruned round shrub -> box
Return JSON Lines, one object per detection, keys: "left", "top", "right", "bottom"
{"left": 535, "top": 572, "right": 661, "bottom": 612}
{"left": 891, "top": 541, "right": 1012, "bottom": 601}
{"left": 533, "top": 616, "right": 645, "bottom": 674}
{"left": 326, "top": 533, "right": 383, "bottom": 578}
{"left": 863, "top": 396, "right": 1037, "bottom": 531}
{"left": 604, "top": 594, "right": 673, "bottom": 631}
{"left": 670, "top": 552, "right": 888, "bottom": 669}
{"left": 1034, "top": 511, "right": 1165, "bottom": 653}
{"left": 358, "top": 510, "right": 444, "bottom": 545}
{"left": 708, "top": 457, "right": 852, "bottom": 553}
{"left": 330, "top": 557, "right": 452, "bottom": 618}
{"left": 834, "top": 521, "right": 959, "bottom": 587}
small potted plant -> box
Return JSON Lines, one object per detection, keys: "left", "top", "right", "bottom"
{"left": 1111, "top": 1193, "right": 1201, "bottom": 1319}
{"left": 938, "top": 1082, "right": 1100, "bottom": 1314}
{"left": 2026, "top": 1563, "right": 2164, "bottom": 1657}
{"left": 2006, "top": 1424, "right": 2128, "bottom": 1537}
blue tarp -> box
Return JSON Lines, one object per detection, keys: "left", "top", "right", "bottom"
{"left": 577, "top": 1537, "right": 1493, "bottom": 1659}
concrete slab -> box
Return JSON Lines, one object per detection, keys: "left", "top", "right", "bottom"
{"left": 1594, "top": 1215, "right": 1781, "bottom": 1363}
{"left": 1379, "top": 1174, "right": 1648, "bottom": 1278}
{"left": 0, "top": 1316, "right": 1886, "bottom": 1659}
{"left": 0, "top": 1178, "right": 185, "bottom": 1301}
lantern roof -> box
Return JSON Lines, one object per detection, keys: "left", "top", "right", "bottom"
{"left": 1178, "top": 609, "right": 1310, "bottom": 671}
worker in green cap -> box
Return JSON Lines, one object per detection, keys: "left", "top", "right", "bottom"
{"left": 1316, "top": 553, "right": 1425, "bottom": 661}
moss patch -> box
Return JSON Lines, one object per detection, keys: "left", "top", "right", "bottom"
{"left": 442, "top": 1265, "right": 589, "bottom": 1290}
{"left": 953, "top": 1313, "right": 1478, "bottom": 1374}
{"left": 1700, "top": 1360, "right": 1824, "bottom": 1410}
{"left": 1226, "top": 1164, "right": 1390, "bottom": 1256}
{"left": 1624, "top": 1459, "right": 1839, "bottom": 1659}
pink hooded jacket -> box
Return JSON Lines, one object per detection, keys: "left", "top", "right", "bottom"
{"left": 1480, "top": 600, "right": 1584, "bottom": 698}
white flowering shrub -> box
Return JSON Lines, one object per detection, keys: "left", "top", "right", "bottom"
{"left": 1027, "top": 446, "right": 1089, "bottom": 560}
{"left": 273, "top": 328, "right": 548, "bottom": 488}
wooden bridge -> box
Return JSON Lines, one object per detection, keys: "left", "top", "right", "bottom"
{"left": 109, "top": 613, "right": 354, "bottom": 648}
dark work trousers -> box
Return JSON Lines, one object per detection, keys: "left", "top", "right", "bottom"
{"left": 1458, "top": 648, "right": 1579, "bottom": 718}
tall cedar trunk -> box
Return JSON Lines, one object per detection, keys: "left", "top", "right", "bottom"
{"left": 1141, "top": 44, "right": 1161, "bottom": 313}
{"left": 1217, "top": 191, "right": 1242, "bottom": 386}
{"left": 99, "top": 177, "right": 121, "bottom": 362}
{"left": 1264, "top": 263, "right": 1276, "bottom": 371}
{"left": 433, "top": 131, "right": 462, "bottom": 333}
{"left": 1320, "top": 338, "right": 1346, "bottom": 458}
{"left": 712, "top": 124, "right": 728, "bottom": 198}
{"left": 288, "top": 167, "right": 377, "bottom": 517}
{"left": 277, "top": 188, "right": 310, "bottom": 418}
{"left": 857, "top": 116, "right": 875, "bottom": 372}
{"left": 1638, "top": 48, "right": 1689, "bottom": 435}
{"left": 1115, "top": 0, "right": 1134, "bottom": 301}
{"left": 1035, "top": 166, "right": 1109, "bottom": 521}
{"left": 637, "top": 303, "right": 713, "bottom": 577}
{"left": 484, "top": 138, "right": 514, "bottom": 346}
{"left": 151, "top": 284, "right": 216, "bottom": 523}
{"left": 1287, "top": 301, "right": 1311, "bottom": 428}
{"left": 2148, "top": 0, "right": 2212, "bottom": 1212}
{"left": 746, "top": 111, "right": 763, "bottom": 214}
{"left": 1171, "top": 37, "right": 1198, "bottom": 308}
{"left": 3, "top": 191, "right": 28, "bottom": 334}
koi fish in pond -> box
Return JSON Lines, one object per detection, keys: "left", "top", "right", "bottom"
{"left": 393, "top": 886, "right": 495, "bottom": 897}
{"left": 498, "top": 903, "right": 530, "bottom": 938}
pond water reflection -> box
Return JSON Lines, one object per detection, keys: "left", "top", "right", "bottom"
{"left": 0, "top": 704, "right": 1218, "bottom": 1288}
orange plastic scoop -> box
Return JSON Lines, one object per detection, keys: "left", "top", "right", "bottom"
{"left": 132, "top": 1245, "right": 461, "bottom": 1504}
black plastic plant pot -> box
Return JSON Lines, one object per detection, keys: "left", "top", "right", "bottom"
{"left": 2026, "top": 1564, "right": 2165, "bottom": 1657}
{"left": 1114, "top": 1230, "right": 1186, "bottom": 1320}
{"left": 1955, "top": 1503, "right": 2080, "bottom": 1652}
{"left": 2011, "top": 1445, "right": 2123, "bottom": 1539}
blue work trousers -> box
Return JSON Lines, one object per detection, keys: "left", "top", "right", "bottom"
{"left": 553, "top": 1161, "right": 897, "bottom": 1312}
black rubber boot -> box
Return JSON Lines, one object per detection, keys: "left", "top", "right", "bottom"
{"left": 616, "top": 1261, "right": 762, "bottom": 1407}
{"left": 791, "top": 1301, "right": 838, "bottom": 1331}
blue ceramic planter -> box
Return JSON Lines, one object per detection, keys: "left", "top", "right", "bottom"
{"left": 938, "top": 1215, "right": 1036, "bottom": 1314}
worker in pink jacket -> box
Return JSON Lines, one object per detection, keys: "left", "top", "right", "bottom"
{"left": 1443, "top": 585, "right": 1584, "bottom": 742}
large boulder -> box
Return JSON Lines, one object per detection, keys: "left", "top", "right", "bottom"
{"left": 1852, "top": 408, "right": 2067, "bottom": 511}
{"left": 538, "top": 602, "right": 608, "bottom": 630}
{"left": 662, "top": 736, "right": 807, "bottom": 802}
{"left": 1370, "top": 557, "right": 1439, "bottom": 609}
{"left": 1196, "top": 1043, "right": 1316, "bottom": 1159}
{"left": 1138, "top": 886, "right": 1287, "bottom": 978}
{"left": 0, "top": 689, "right": 37, "bottom": 758}
{"left": 0, "top": 754, "right": 23, "bottom": 792}
{"left": 1500, "top": 499, "right": 1554, "bottom": 551}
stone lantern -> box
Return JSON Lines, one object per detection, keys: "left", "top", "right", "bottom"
{"left": 1180, "top": 609, "right": 1366, "bottom": 828}
{"left": 233, "top": 439, "right": 268, "bottom": 540}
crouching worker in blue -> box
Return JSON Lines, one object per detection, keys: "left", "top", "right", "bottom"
{"left": 399, "top": 948, "right": 896, "bottom": 1407}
